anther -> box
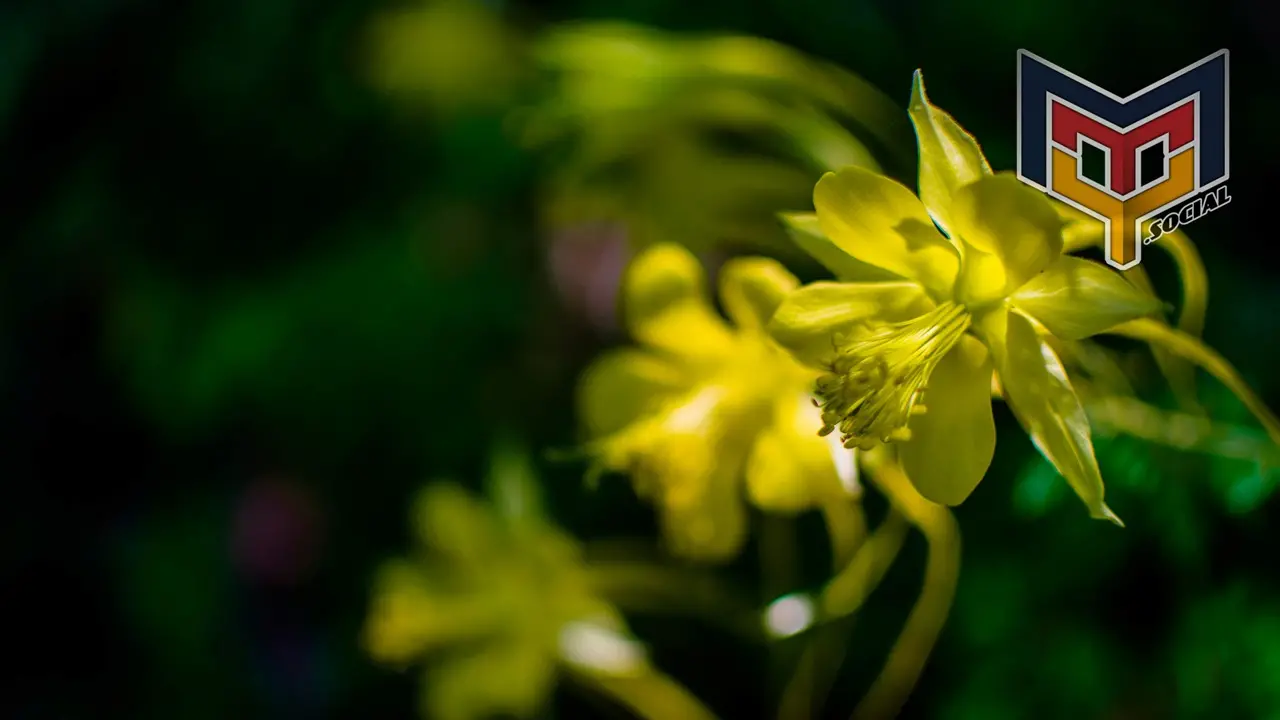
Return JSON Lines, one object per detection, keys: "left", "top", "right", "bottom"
{"left": 811, "top": 302, "right": 969, "bottom": 449}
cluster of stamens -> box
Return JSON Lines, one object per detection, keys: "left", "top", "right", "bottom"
{"left": 813, "top": 302, "right": 970, "bottom": 450}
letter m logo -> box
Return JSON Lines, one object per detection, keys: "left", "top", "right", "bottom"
{"left": 1016, "top": 50, "right": 1229, "bottom": 270}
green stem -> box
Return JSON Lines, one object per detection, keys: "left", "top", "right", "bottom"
{"left": 585, "top": 561, "right": 764, "bottom": 642}
{"left": 851, "top": 456, "right": 962, "bottom": 720}
{"left": 772, "top": 496, "right": 868, "bottom": 720}
{"left": 851, "top": 511, "right": 959, "bottom": 720}
{"left": 1157, "top": 230, "right": 1208, "bottom": 339}
{"left": 818, "top": 510, "right": 909, "bottom": 621}
{"left": 1084, "top": 393, "right": 1280, "bottom": 465}
{"left": 1107, "top": 318, "right": 1280, "bottom": 446}
{"left": 1149, "top": 229, "right": 1209, "bottom": 411}
{"left": 776, "top": 616, "right": 854, "bottom": 720}
{"left": 821, "top": 497, "right": 868, "bottom": 573}
{"left": 569, "top": 668, "right": 720, "bottom": 720}
{"left": 1055, "top": 338, "right": 1136, "bottom": 397}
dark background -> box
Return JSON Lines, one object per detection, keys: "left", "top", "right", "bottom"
{"left": 5, "top": 0, "right": 1279, "bottom": 718}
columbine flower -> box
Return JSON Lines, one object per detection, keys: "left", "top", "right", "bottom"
{"left": 364, "top": 446, "right": 652, "bottom": 720}
{"left": 515, "top": 22, "right": 907, "bottom": 261}
{"left": 576, "top": 242, "right": 861, "bottom": 561}
{"left": 766, "top": 71, "right": 1165, "bottom": 523}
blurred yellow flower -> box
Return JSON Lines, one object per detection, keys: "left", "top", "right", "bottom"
{"left": 768, "top": 71, "right": 1166, "bottom": 523}
{"left": 364, "top": 447, "right": 656, "bottom": 720}
{"left": 515, "top": 22, "right": 908, "bottom": 260}
{"left": 576, "top": 242, "right": 861, "bottom": 562}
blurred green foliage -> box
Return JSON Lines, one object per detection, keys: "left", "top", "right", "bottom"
{"left": 4, "top": 0, "right": 1278, "bottom": 718}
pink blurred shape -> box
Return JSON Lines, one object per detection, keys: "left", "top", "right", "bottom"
{"left": 232, "top": 477, "right": 323, "bottom": 587}
{"left": 546, "top": 223, "right": 632, "bottom": 336}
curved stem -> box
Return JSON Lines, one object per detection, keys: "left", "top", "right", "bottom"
{"left": 569, "top": 668, "right": 720, "bottom": 720}
{"left": 776, "top": 453, "right": 958, "bottom": 719}
{"left": 774, "top": 499, "right": 867, "bottom": 720}
{"left": 818, "top": 510, "right": 910, "bottom": 620}
{"left": 1157, "top": 230, "right": 1208, "bottom": 339}
{"left": 851, "top": 456, "right": 962, "bottom": 720}
{"left": 1121, "top": 261, "right": 1158, "bottom": 299}
{"left": 1058, "top": 338, "right": 1137, "bottom": 397}
{"left": 1083, "top": 393, "right": 1280, "bottom": 465}
{"left": 585, "top": 561, "right": 764, "bottom": 642}
{"left": 821, "top": 497, "right": 868, "bottom": 572}
{"left": 1150, "top": 229, "right": 1209, "bottom": 411}
{"left": 1107, "top": 318, "right": 1280, "bottom": 446}
{"left": 776, "top": 615, "right": 854, "bottom": 720}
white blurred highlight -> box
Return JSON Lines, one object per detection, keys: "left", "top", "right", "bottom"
{"left": 558, "top": 620, "right": 647, "bottom": 675}
{"left": 827, "top": 434, "right": 859, "bottom": 494}
{"left": 665, "top": 387, "right": 725, "bottom": 433}
{"left": 764, "top": 593, "right": 815, "bottom": 638}
{"left": 810, "top": 395, "right": 859, "bottom": 495}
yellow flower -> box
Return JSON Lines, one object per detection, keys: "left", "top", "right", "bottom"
{"left": 576, "top": 242, "right": 861, "bottom": 561}
{"left": 364, "top": 447, "right": 649, "bottom": 720}
{"left": 767, "top": 71, "right": 1164, "bottom": 523}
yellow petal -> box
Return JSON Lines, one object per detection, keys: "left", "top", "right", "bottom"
{"left": 994, "top": 311, "right": 1121, "bottom": 524}
{"left": 485, "top": 439, "right": 550, "bottom": 526}
{"left": 745, "top": 394, "right": 858, "bottom": 513}
{"left": 812, "top": 166, "right": 961, "bottom": 297}
{"left": 1051, "top": 199, "right": 1105, "bottom": 252}
{"left": 857, "top": 446, "right": 944, "bottom": 531}
{"left": 659, "top": 466, "right": 749, "bottom": 562}
{"left": 622, "top": 243, "right": 734, "bottom": 358}
{"left": 767, "top": 281, "right": 933, "bottom": 366}
{"left": 1063, "top": 223, "right": 1103, "bottom": 253}
{"left": 908, "top": 70, "right": 992, "bottom": 237}
{"left": 950, "top": 173, "right": 1065, "bottom": 305}
{"left": 364, "top": 561, "right": 503, "bottom": 664}
{"left": 597, "top": 386, "right": 736, "bottom": 515}
{"left": 718, "top": 256, "right": 800, "bottom": 331}
{"left": 779, "top": 212, "right": 903, "bottom": 283}
{"left": 423, "top": 634, "right": 557, "bottom": 720}
{"left": 413, "top": 484, "right": 501, "bottom": 564}
{"left": 897, "top": 335, "right": 997, "bottom": 505}
{"left": 954, "top": 246, "right": 1012, "bottom": 309}
{"left": 1011, "top": 256, "right": 1162, "bottom": 340}
{"left": 969, "top": 304, "right": 1010, "bottom": 361}
{"left": 577, "top": 349, "right": 693, "bottom": 437}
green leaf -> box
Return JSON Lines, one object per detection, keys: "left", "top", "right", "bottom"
{"left": 995, "top": 310, "right": 1121, "bottom": 524}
